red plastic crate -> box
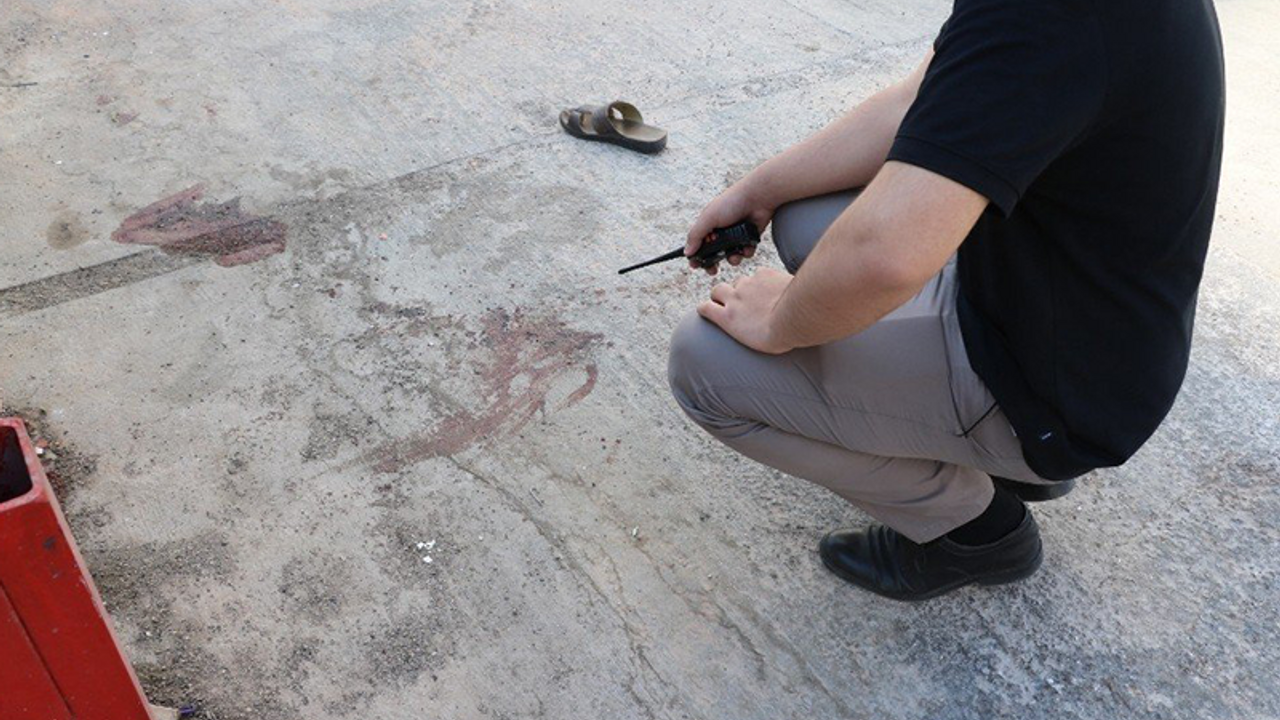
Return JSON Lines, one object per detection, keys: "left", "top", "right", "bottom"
{"left": 0, "top": 418, "right": 169, "bottom": 720}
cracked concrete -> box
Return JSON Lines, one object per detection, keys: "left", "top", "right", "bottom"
{"left": 1, "top": 1, "right": 1277, "bottom": 719}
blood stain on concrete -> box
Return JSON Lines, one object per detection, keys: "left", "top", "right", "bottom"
{"left": 111, "top": 184, "right": 286, "bottom": 267}
{"left": 369, "top": 309, "right": 601, "bottom": 474}
{"left": 562, "top": 363, "right": 598, "bottom": 408}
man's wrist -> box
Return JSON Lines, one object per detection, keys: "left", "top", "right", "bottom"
{"left": 739, "top": 166, "right": 785, "bottom": 212}
{"left": 764, "top": 294, "right": 797, "bottom": 354}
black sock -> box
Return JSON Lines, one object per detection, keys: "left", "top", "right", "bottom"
{"left": 946, "top": 483, "right": 1027, "bottom": 546}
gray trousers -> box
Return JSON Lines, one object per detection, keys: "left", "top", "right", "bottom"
{"left": 667, "top": 191, "right": 1048, "bottom": 543}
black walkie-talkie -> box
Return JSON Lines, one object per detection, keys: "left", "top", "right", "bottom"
{"left": 618, "top": 221, "right": 761, "bottom": 274}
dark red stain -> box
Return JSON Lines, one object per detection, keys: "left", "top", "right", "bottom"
{"left": 563, "top": 364, "right": 598, "bottom": 407}
{"left": 368, "top": 309, "right": 601, "bottom": 474}
{"left": 111, "top": 184, "right": 286, "bottom": 267}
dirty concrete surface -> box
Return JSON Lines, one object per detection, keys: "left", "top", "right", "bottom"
{"left": 1, "top": 0, "right": 1277, "bottom": 718}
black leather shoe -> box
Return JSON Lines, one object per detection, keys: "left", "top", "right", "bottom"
{"left": 994, "top": 476, "right": 1075, "bottom": 502}
{"left": 818, "top": 512, "right": 1042, "bottom": 601}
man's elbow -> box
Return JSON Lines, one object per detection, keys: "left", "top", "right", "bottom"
{"left": 860, "top": 245, "right": 940, "bottom": 295}
{"left": 854, "top": 206, "right": 958, "bottom": 294}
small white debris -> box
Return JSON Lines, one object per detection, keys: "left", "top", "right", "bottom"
{"left": 422, "top": 556, "right": 433, "bottom": 564}
{"left": 631, "top": 526, "right": 639, "bottom": 539}
{"left": 35, "top": 447, "right": 45, "bottom": 456}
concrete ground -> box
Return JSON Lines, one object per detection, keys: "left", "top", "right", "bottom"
{"left": 1, "top": 0, "right": 1277, "bottom": 718}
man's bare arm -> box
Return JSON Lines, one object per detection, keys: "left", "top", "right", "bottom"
{"left": 744, "top": 51, "right": 934, "bottom": 208}
{"left": 685, "top": 52, "right": 934, "bottom": 262}
{"left": 697, "top": 162, "right": 988, "bottom": 353}
{"left": 768, "top": 162, "right": 986, "bottom": 347}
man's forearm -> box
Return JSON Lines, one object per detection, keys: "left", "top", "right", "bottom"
{"left": 741, "top": 54, "right": 931, "bottom": 210}
{"left": 766, "top": 211, "right": 919, "bottom": 350}
{"left": 765, "top": 161, "right": 988, "bottom": 351}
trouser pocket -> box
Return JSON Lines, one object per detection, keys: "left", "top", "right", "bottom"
{"left": 940, "top": 307, "right": 1025, "bottom": 462}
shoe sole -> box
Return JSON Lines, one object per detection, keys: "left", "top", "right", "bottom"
{"left": 819, "top": 543, "right": 1044, "bottom": 602}
{"left": 994, "top": 477, "right": 1076, "bottom": 502}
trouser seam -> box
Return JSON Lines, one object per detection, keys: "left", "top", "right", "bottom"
{"left": 687, "top": 383, "right": 962, "bottom": 441}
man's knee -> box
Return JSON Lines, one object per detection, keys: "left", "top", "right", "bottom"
{"left": 772, "top": 190, "right": 861, "bottom": 273}
{"left": 771, "top": 201, "right": 811, "bottom": 273}
{"left": 668, "top": 312, "right": 714, "bottom": 405}
{"left": 667, "top": 312, "right": 740, "bottom": 428}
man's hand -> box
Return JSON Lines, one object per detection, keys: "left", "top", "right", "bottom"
{"left": 685, "top": 182, "right": 775, "bottom": 276}
{"left": 697, "top": 267, "right": 795, "bottom": 354}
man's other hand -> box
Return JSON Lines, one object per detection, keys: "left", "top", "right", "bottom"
{"left": 697, "top": 267, "right": 795, "bottom": 354}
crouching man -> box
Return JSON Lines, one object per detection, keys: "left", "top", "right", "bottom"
{"left": 668, "top": 0, "right": 1225, "bottom": 600}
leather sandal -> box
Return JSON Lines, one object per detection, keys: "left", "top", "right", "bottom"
{"left": 559, "top": 100, "right": 668, "bottom": 154}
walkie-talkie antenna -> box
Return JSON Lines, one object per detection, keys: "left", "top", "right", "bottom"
{"left": 618, "top": 249, "right": 685, "bottom": 275}
{"left": 617, "top": 221, "right": 761, "bottom": 275}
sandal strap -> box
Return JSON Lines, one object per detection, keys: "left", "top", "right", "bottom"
{"left": 591, "top": 101, "right": 643, "bottom": 137}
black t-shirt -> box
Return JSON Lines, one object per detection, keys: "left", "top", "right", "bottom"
{"left": 887, "top": 0, "right": 1225, "bottom": 480}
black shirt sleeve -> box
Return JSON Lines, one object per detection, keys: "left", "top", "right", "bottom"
{"left": 891, "top": 0, "right": 1108, "bottom": 215}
